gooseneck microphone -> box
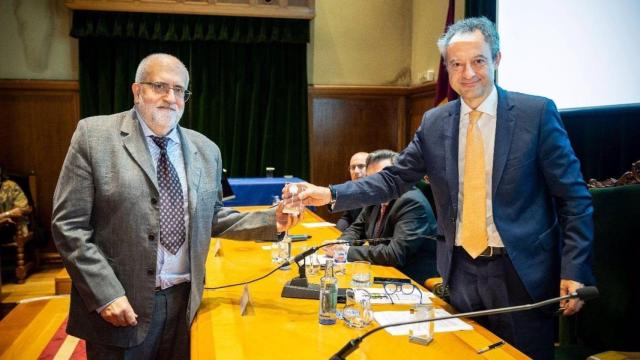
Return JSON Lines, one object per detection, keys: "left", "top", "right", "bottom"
{"left": 330, "top": 286, "right": 599, "bottom": 360}
{"left": 281, "top": 240, "right": 349, "bottom": 299}
{"left": 204, "top": 240, "right": 348, "bottom": 291}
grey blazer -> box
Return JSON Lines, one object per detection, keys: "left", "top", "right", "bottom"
{"left": 52, "top": 109, "right": 278, "bottom": 347}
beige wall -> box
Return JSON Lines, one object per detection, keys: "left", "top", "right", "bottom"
{"left": 0, "top": 0, "right": 464, "bottom": 85}
{"left": 309, "top": 0, "right": 412, "bottom": 85}
{"left": 411, "top": 0, "right": 465, "bottom": 84}
{"left": 0, "top": 0, "right": 78, "bottom": 80}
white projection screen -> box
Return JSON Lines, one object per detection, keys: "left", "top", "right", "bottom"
{"left": 496, "top": 0, "right": 640, "bottom": 110}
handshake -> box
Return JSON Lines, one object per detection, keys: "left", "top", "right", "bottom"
{"left": 275, "top": 182, "right": 333, "bottom": 232}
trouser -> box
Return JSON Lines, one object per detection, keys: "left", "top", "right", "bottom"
{"left": 86, "top": 282, "right": 190, "bottom": 360}
{"left": 449, "top": 247, "right": 555, "bottom": 360}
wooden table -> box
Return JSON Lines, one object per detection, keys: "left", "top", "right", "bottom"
{"left": 191, "top": 207, "right": 529, "bottom": 359}
{"left": 0, "top": 207, "right": 529, "bottom": 359}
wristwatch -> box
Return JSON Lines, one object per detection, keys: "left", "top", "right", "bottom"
{"left": 328, "top": 185, "right": 337, "bottom": 207}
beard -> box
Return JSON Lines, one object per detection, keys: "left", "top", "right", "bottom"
{"left": 151, "top": 107, "right": 182, "bottom": 128}
{"left": 136, "top": 101, "right": 183, "bottom": 135}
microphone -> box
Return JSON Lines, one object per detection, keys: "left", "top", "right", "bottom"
{"left": 330, "top": 286, "right": 599, "bottom": 359}
{"left": 281, "top": 240, "right": 349, "bottom": 300}
{"left": 350, "top": 235, "right": 442, "bottom": 246}
{"left": 204, "top": 241, "right": 347, "bottom": 291}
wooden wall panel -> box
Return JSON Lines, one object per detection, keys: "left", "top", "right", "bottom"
{"left": 308, "top": 83, "right": 435, "bottom": 222}
{"left": 407, "top": 83, "right": 437, "bottom": 143}
{"left": 0, "top": 80, "right": 80, "bottom": 254}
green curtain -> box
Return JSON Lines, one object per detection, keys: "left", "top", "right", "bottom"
{"left": 464, "top": 0, "right": 496, "bottom": 21}
{"left": 71, "top": 11, "right": 309, "bottom": 179}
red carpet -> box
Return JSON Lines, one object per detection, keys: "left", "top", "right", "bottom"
{"left": 38, "top": 318, "right": 86, "bottom": 360}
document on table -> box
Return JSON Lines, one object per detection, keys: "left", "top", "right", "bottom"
{"left": 301, "top": 222, "right": 336, "bottom": 228}
{"left": 356, "top": 287, "right": 433, "bottom": 305}
{"left": 373, "top": 309, "right": 473, "bottom": 335}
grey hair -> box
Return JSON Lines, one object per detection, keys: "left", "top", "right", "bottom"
{"left": 437, "top": 16, "right": 500, "bottom": 60}
{"left": 366, "top": 149, "right": 398, "bottom": 168}
{"left": 134, "top": 53, "right": 189, "bottom": 86}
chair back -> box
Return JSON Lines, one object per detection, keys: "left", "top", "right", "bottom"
{"left": 559, "top": 184, "right": 640, "bottom": 353}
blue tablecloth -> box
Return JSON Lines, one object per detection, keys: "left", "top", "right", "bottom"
{"left": 223, "top": 177, "right": 305, "bottom": 206}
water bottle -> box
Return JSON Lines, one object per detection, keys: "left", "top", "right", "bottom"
{"left": 319, "top": 259, "right": 338, "bottom": 325}
{"left": 333, "top": 247, "right": 347, "bottom": 276}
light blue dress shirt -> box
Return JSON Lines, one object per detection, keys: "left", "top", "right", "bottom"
{"left": 136, "top": 112, "right": 191, "bottom": 290}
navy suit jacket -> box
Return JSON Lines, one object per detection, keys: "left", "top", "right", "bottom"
{"left": 332, "top": 87, "right": 594, "bottom": 301}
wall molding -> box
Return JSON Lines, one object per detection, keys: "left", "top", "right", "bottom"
{"left": 65, "top": 0, "right": 315, "bottom": 19}
{"left": 0, "top": 80, "right": 79, "bottom": 91}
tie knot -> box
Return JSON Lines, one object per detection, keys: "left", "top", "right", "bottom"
{"left": 469, "top": 110, "right": 482, "bottom": 124}
{"left": 150, "top": 136, "right": 169, "bottom": 150}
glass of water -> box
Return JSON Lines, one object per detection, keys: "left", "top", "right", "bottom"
{"left": 342, "top": 288, "right": 373, "bottom": 328}
{"left": 283, "top": 183, "right": 304, "bottom": 215}
{"left": 305, "top": 253, "right": 320, "bottom": 276}
{"left": 350, "top": 261, "right": 371, "bottom": 288}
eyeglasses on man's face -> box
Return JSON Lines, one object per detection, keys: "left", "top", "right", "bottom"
{"left": 139, "top": 81, "right": 192, "bottom": 102}
{"left": 349, "top": 164, "right": 366, "bottom": 171}
{"left": 383, "top": 282, "right": 424, "bottom": 305}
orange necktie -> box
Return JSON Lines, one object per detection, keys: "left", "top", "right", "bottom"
{"left": 461, "top": 110, "right": 488, "bottom": 258}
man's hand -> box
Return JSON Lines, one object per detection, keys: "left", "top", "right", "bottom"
{"left": 322, "top": 243, "right": 348, "bottom": 258}
{"left": 560, "top": 279, "right": 585, "bottom": 316}
{"left": 99, "top": 296, "right": 138, "bottom": 327}
{"left": 284, "top": 182, "right": 332, "bottom": 207}
{"left": 275, "top": 201, "right": 301, "bottom": 232}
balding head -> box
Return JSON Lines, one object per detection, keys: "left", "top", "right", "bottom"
{"left": 135, "top": 53, "right": 189, "bottom": 88}
{"left": 349, "top": 152, "right": 369, "bottom": 180}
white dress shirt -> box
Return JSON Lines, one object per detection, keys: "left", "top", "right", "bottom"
{"left": 454, "top": 85, "right": 505, "bottom": 248}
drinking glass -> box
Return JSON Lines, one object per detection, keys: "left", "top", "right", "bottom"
{"left": 350, "top": 261, "right": 371, "bottom": 288}
{"left": 282, "top": 183, "right": 304, "bottom": 215}
{"left": 342, "top": 288, "right": 373, "bottom": 328}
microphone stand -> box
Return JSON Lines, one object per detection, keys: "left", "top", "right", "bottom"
{"left": 281, "top": 240, "right": 348, "bottom": 300}
{"left": 330, "top": 286, "right": 600, "bottom": 360}
{"left": 281, "top": 236, "right": 439, "bottom": 300}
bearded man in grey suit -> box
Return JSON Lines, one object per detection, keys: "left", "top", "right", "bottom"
{"left": 52, "top": 53, "right": 297, "bottom": 359}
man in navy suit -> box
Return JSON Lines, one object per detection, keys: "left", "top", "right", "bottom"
{"left": 292, "top": 17, "right": 593, "bottom": 359}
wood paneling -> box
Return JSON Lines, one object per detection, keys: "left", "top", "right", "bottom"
{"left": 407, "top": 83, "right": 437, "bottom": 143}
{"left": 65, "top": 0, "right": 316, "bottom": 19}
{"left": 0, "top": 80, "right": 80, "bottom": 254}
{"left": 308, "top": 84, "right": 436, "bottom": 222}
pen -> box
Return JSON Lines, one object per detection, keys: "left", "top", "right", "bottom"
{"left": 477, "top": 340, "right": 505, "bottom": 354}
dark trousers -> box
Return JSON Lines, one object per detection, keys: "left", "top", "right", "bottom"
{"left": 449, "top": 248, "right": 555, "bottom": 360}
{"left": 86, "top": 282, "right": 190, "bottom": 360}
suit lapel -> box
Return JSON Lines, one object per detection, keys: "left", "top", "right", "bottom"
{"left": 443, "top": 101, "right": 461, "bottom": 210}
{"left": 179, "top": 128, "right": 202, "bottom": 224}
{"left": 492, "top": 88, "right": 516, "bottom": 195}
{"left": 120, "top": 110, "right": 159, "bottom": 192}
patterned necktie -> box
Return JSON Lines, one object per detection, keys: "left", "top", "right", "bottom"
{"left": 460, "top": 110, "right": 488, "bottom": 258}
{"left": 150, "top": 136, "right": 186, "bottom": 255}
{"left": 373, "top": 204, "right": 388, "bottom": 238}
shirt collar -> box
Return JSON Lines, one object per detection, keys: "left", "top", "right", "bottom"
{"left": 460, "top": 85, "right": 498, "bottom": 118}
{"left": 134, "top": 109, "right": 181, "bottom": 145}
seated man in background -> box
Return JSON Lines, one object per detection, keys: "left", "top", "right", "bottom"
{"left": 335, "top": 151, "right": 368, "bottom": 231}
{"left": 0, "top": 165, "right": 31, "bottom": 241}
{"left": 327, "top": 150, "right": 438, "bottom": 283}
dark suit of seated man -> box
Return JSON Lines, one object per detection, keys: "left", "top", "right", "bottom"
{"left": 327, "top": 150, "right": 438, "bottom": 284}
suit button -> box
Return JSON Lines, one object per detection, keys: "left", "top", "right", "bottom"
{"left": 147, "top": 268, "right": 154, "bottom": 275}
{"left": 151, "top": 197, "right": 158, "bottom": 205}
{"left": 148, "top": 234, "right": 155, "bottom": 241}
{"left": 450, "top": 217, "right": 456, "bottom": 223}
